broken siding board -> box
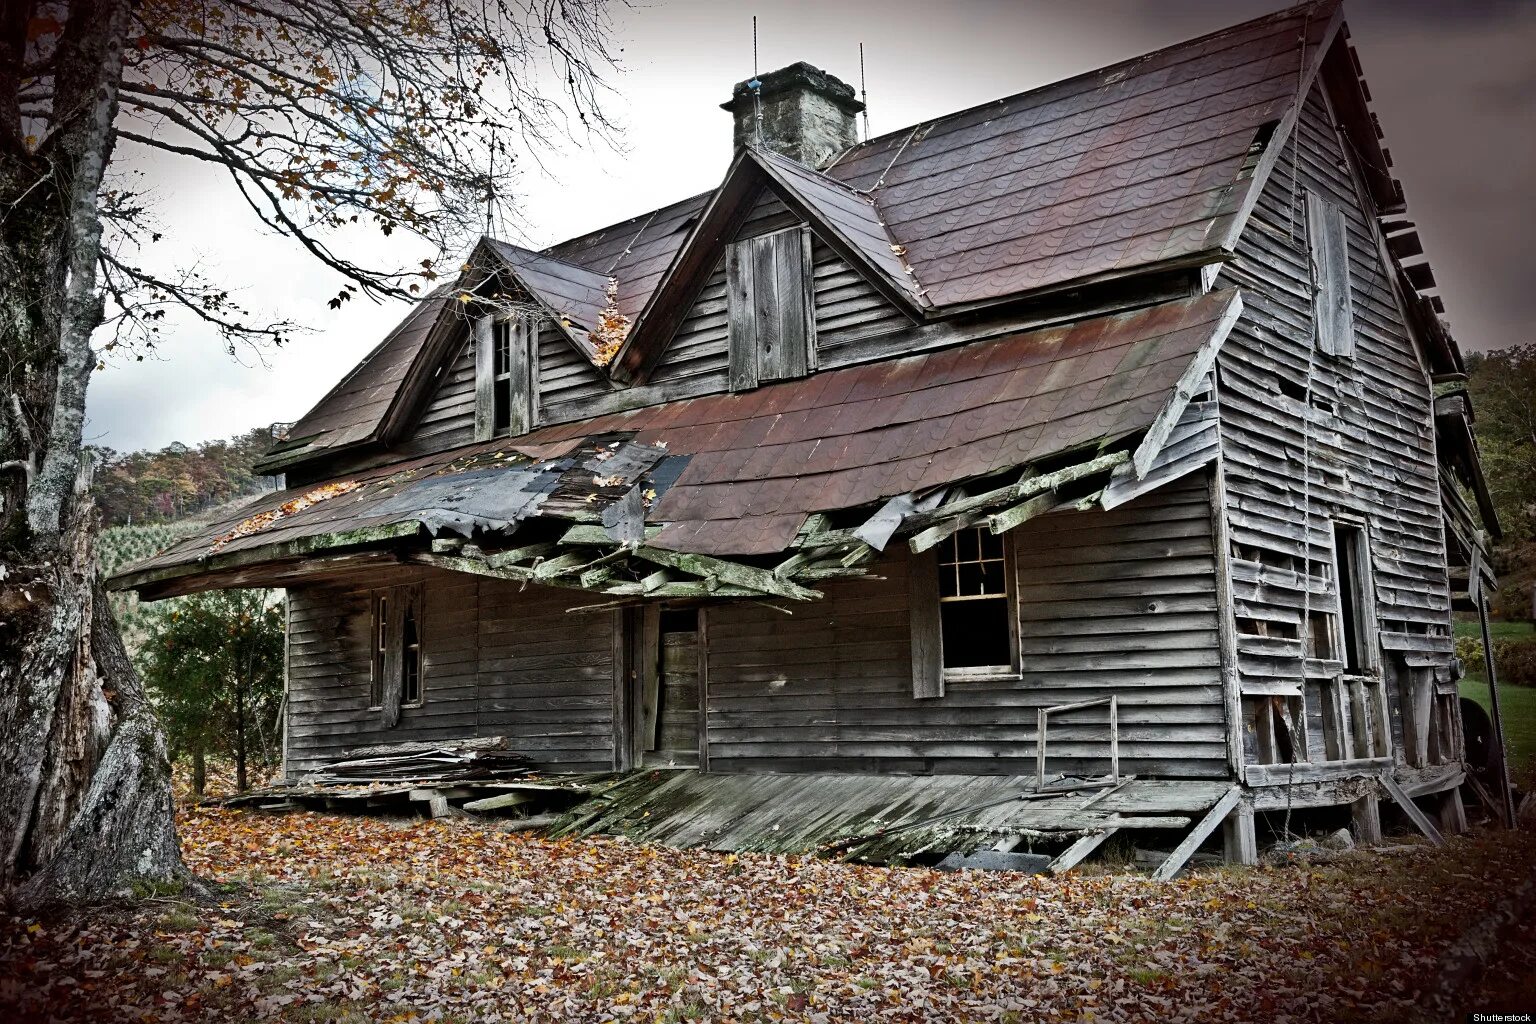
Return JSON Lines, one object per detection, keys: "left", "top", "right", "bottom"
{"left": 1217, "top": 82, "right": 1453, "bottom": 770}
{"left": 702, "top": 475, "right": 1229, "bottom": 778}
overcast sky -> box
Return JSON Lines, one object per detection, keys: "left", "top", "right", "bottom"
{"left": 87, "top": 0, "right": 1536, "bottom": 454}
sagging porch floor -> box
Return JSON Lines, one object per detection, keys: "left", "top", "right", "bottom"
{"left": 548, "top": 770, "right": 1234, "bottom": 864}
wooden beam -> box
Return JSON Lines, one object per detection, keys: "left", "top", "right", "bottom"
{"left": 906, "top": 451, "right": 1130, "bottom": 552}
{"left": 1048, "top": 830, "right": 1119, "bottom": 875}
{"left": 1351, "top": 793, "right": 1383, "bottom": 844}
{"left": 1153, "top": 786, "right": 1243, "bottom": 881}
{"left": 984, "top": 491, "right": 1058, "bottom": 536}
{"left": 1380, "top": 776, "right": 1446, "bottom": 846}
{"left": 632, "top": 546, "right": 821, "bottom": 601}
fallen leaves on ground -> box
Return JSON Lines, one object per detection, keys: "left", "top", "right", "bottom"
{"left": 3, "top": 809, "right": 1534, "bottom": 1022}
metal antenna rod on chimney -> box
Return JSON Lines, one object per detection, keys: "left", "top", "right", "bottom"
{"left": 859, "top": 42, "right": 870, "bottom": 140}
{"left": 753, "top": 16, "right": 759, "bottom": 76}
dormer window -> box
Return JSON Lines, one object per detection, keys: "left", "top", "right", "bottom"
{"left": 474, "top": 314, "right": 537, "bottom": 439}
{"left": 726, "top": 224, "right": 817, "bottom": 391}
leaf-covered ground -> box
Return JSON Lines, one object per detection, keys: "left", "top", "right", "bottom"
{"left": 3, "top": 808, "right": 1534, "bottom": 1022}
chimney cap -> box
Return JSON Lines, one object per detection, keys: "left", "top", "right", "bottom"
{"left": 721, "top": 61, "right": 864, "bottom": 115}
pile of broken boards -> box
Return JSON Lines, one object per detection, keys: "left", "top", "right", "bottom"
{"left": 547, "top": 770, "right": 1241, "bottom": 876}
{"left": 214, "top": 738, "right": 594, "bottom": 825}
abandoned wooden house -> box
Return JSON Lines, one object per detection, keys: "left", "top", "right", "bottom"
{"left": 111, "top": 0, "right": 1506, "bottom": 870}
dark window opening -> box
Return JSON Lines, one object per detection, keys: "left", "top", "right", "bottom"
{"left": 937, "top": 527, "right": 1014, "bottom": 671}
{"left": 371, "top": 584, "right": 425, "bottom": 716}
{"left": 492, "top": 320, "right": 513, "bottom": 433}
{"left": 1278, "top": 377, "right": 1308, "bottom": 402}
{"left": 370, "top": 593, "right": 388, "bottom": 708}
{"left": 659, "top": 607, "right": 697, "bottom": 635}
{"left": 1334, "top": 523, "right": 1370, "bottom": 672}
{"left": 402, "top": 599, "right": 422, "bottom": 706}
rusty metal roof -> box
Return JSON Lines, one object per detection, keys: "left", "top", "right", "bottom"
{"left": 112, "top": 290, "right": 1238, "bottom": 591}
{"left": 269, "top": 3, "right": 1333, "bottom": 473}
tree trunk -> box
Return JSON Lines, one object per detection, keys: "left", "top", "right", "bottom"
{"left": 235, "top": 680, "right": 248, "bottom": 794}
{"left": 0, "top": 507, "right": 187, "bottom": 909}
{"left": 0, "top": 0, "right": 187, "bottom": 910}
{"left": 191, "top": 747, "right": 206, "bottom": 801}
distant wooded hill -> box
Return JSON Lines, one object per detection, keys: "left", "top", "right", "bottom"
{"left": 90, "top": 427, "right": 279, "bottom": 528}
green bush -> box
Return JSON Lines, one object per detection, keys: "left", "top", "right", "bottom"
{"left": 1458, "top": 634, "right": 1536, "bottom": 687}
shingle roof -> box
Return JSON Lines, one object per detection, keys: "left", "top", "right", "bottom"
{"left": 111, "top": 289, "right": 1240, "bottom": 592}
{"left": 266, "top": 2, "right": 1336, "bottom": 472}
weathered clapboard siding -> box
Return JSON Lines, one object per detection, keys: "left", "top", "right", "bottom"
{"left": 644, "top": 258, "right": 732, "bottom": 393}
{"left": 537, "top": 324, "right": 611, "bottom": 409}
{"left": 703, "top": 474, "right": 1230, "bottom": 778}
{"left": 1214, "top": 82, "right": 1453, "bottom": 766}
{"left": 284, "top": 568, "right": 616, "bottom": 776}
{"left": 399, "top": 337, "right": 475, "bottom": 457}
{"left": 811, "top": 239, "right": 911, "bottom": 366}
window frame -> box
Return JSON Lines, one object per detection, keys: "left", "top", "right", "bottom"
{"left": 368, "top": 582, "right": 427, "bottom": 716}
{"left": 1329, "top": 519, "right": 1377, "bottom": 677}
{"left": 935, "top": 526, "right": 1021, "bottom": 681}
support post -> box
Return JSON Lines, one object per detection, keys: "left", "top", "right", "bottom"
{"left": 1351, "top": 792, "right": 1383, "bottom": 845}
{"left": 1222, "top": 798, "right": 1258, "bottom": 866}
{"left": 1477, "top": 593, "right": 1519, "bottom": 829}
{"left": 1438, "top": 788, "right": 1468, "bottom": 836}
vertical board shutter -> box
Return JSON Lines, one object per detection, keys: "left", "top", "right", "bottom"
{"left": 506, "top": 317, "right": 535, "bottom": 436}
{"left": 725, "top": 241, "right": 759, "bottom": 392}
{"left": 380, "top": 590, "right": 405, "bottom": 728}
{"left": 727, "top": 225, "right": 815, "bottom": 391}
{"left": 1307, "top": 192, "right": 1355, "bottom": 358}
{"left": 909, "top": 548, "right": 944, "bottom": 699}
{"left": 472, "top": 315, "right": 495, "bottom": 441}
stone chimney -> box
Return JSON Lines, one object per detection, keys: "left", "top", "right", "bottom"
{"left": 722, "top": 62, "right": 863, "bottom": 169}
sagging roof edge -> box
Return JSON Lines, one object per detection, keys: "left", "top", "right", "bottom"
{"left": 107, "top": 521, "right": 423, "bottom": 599}
{"left": 112, "top": 291, "right": 1244, "bottom": 601}
{"left": 1435, "top": 390, "right": 1502, "bottom": 542}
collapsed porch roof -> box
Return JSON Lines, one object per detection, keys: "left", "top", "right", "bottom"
{"left": 110, "top": 290, "right": 1241, "bottom": 601}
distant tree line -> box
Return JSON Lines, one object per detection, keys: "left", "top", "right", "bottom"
{"left": 89, "top": 426, "right": 278, "bottom": 526}
{"left": 1465, "top": 345, "right": 1536, "bottom": 620}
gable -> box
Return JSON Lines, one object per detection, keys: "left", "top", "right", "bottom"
{"left": 644, "top": 185, "right": 914, "bottom": 394}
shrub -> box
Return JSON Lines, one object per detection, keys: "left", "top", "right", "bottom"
{"left": 1459, "top": 634, "right": 1536, "bottom": 688}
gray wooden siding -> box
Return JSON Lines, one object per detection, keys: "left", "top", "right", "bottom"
{"left": 284, "top": 567, "right": 616, "bottom": 776}
{"left": 702, "top": 474, "right": 1230, "bottom": 778}
{"left": 1215, "top": 82, "right": 1452, "bottom": 766}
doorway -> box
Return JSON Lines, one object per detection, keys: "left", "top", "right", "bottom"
{"left": 626, "top": 606, "right": 702, "bottom": 768}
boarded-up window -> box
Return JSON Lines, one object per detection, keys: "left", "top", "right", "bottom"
{"left": 1306, "top": 192, "right": 1355, "bottom": 359}
{"left": 474, "top": 315, "right": 536, "bottom": 439}
{"left": 370, "top": 583, "right": 425, "bottom": 727}
{"left": 726, "top": 225, "right": 816, "bottom": 391}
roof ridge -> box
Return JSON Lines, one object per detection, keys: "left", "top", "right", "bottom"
{"left": 828, "top": 1, "right": 1336, "bottom": 171}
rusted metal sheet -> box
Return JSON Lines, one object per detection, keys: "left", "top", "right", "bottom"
{"left": 114, "top": 290, "right": 1239, "bottom": 589}
{"left": 266, "top": 5, "right": 1331, "bottom": 483}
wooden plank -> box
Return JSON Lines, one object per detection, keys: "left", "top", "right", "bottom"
{"left": 1048, "top": 830, "right": 1119, "bottom": 875}
{"left": 725, "top": 236, "right": 758, "bottom": 392}
{"left": 507, "top": 316, "right": 535, "bottom": 435}
{"left": 1222, "top": 800, "right": 1258, "bottom": 866}
{"left": 1152, "top": 785, "right": 1242, "bottom": 881}
{"left": 640, "top": 605, "right": 661, "bottom": 751}
{"left": 1307, "top": 192, "right": 1356, "bottom": 359}
{"left": 908, "top": 547, "right": 943, "bottom": 699}
{"left": 1380, "top": 775, "right": 1445, "bottom": 846}
{"left": 473, "top": 314, "right": 495, "bottom": 441}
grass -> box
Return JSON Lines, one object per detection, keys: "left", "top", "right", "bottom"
{"left": 1460, "top": 677, "right": 1536, "bottom": 784}
{"left": 1453, "top": 618, "right": 1535, "bottom": 641}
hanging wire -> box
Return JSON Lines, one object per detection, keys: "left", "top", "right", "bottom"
{"left": 749, "top": 15, "right": 764, "bottom": 144}
{"left": 859, "top": 42, "right": 870, "bottom": 141}
{"left": 856, "top": 124, "right": 920, "bottom": 195}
